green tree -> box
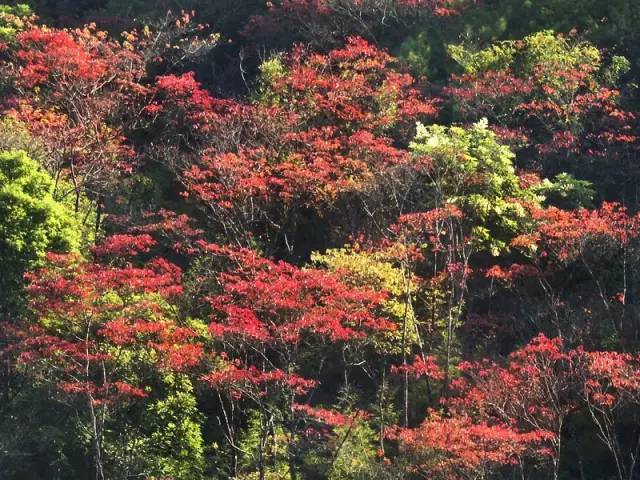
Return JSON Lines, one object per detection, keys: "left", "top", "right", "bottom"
{"left": 142, "top": 374, "right": 206, "bottom": 480}
{"left": 399, "top": 0, "right": 640, "bottom": 81}
{"left": 0, "top": 3, "right": 32, "bottom": 42}
{"left": 410, "top": 119, "right": 539, "bottom": 255}
{"left": 0, "top": 150, "right": 79, "bottom": 316}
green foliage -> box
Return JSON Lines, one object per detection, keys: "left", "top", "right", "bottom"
{"left": 520, "top": 30, "right": 600, "bottom": 76}
{"left": 602, "top": 55, "right": 632, "bottom": 87}
{"left": 447, "top": 41, "right": 517, "bottom": 75}
{"left": 0, "top": 150, "right": 79, "bottom": 313}
{"left": 0, "top": 384, "right": 81, "bottom": 480}
{"left": 448, "top": 30, "right": 609, "bottom": 87}
{"left": 452, "top": 0, "right": 638, "bottom": 49}
{"left": 394, "top": 27, "right": 439, "bottom": 77}
{"left": 448, "top": 29, "right": 606, "bottom": 92}
{"left": 0, "top": 118, "right": 96, "bottom": 250}
{"left": 236, "top": 409, "right": 290, "bottom": 480}
{"left": 142, "top": 374, "right": 206, "bottom": 479}
{"left": 400, "top": 0, "right": 640, "bottom": 82}
{"left": 410, "top": 119, "right": 538, "bottom": 255}
{"left": 99, "top": 374, "right": 206, "bottom": 480}
{"left": 255, "top": 55, "right": 287, "bottom": 106}
{"left": 327, "top": 419, "right": 378, "bottom": 480}
{"left": 0, "top": 4, "right": 31, "bottom": 16}
{"left": 454, "top": 0, "right": 640, "bottom": 49}
{"left": 301, "top": 388, "right": 381, "bottom": 480}
{"left": 535, "top": 172, "right": 596, "bottom": 209}
{"left": 0, "top": 118, "right": 46, "bottom": 161}
{"left": 0, "top": 4, "right": 31, "bottom": 42}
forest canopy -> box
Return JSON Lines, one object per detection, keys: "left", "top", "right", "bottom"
{"left": 0, "top": 1, "right": 639, "bottom": 479}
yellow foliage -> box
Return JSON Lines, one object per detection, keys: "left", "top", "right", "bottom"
{"left": 313, "top": 247, "right": 444, "bottom": 354}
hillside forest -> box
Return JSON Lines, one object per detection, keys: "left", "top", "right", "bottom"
{"left": 1, "top": 1, "right": 640, "bottom": 479}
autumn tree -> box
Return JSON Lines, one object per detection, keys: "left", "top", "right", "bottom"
{"left": 196, "top": 243, "right": 392, "bottom": 479}
{"left": 445, "top": 31, "right": 638, "bottom": 204}
{"left": 1, "top": 3, "right": 640, "bottom": 480}
{"left": 485, "top": 202, "right": 640, "bottom": 343}
{"left": 578, "top": 350, "right": 640, "bottom": 480}
{"left": 3, "top": 240, "right": 205, "bottom": 480}
{"left": 149, "top": 37, "right": 438, "bottom": 255}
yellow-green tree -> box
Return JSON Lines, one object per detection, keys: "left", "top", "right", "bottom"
{"left": 0, "top": 150, "right": 79, "bottom": 315}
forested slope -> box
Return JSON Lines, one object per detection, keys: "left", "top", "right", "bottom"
{"left": 0, "top": 1, "right": 639, "bottom": 479}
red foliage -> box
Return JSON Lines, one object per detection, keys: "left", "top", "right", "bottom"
{"left": 446, "top": 43, "right": 638, "bottom": 165}
{"left": 16, "top": 27, "right": 108, "bottom": 88}
{"left": 91, "top": 234, "right": 156, "bottom": 258}
{"left": 446, "top": 69, "right": 534, "bottom": 120}
{"left": 582, "top": 351, "right": 640, "bottom": 407}
{"left": 186, "top": 127, "right": 408, "bottom": 210}
{"left": 396, "top": 205, "right": 464, "bottom": 242}
{"left": 485, "top": 263, "right": 540, "bottom": 283}
{"left": 392, "top": 355, "right": 444, "bottom": 380}
{"left": 395, "top": 335, "right": 640, "bottom": 478}
{"left": 202, "top": 362, "right": 317, "bottom": 400}
{"left": 6, "top": 249, "right": 202, "bottom": 407}
{"left": 293, "top": 403, "right": 352, "bottom": 427}
{"left": 197, "top": 244, "right": 393, "bottom": 403}
{"left": 149, "top": 71, "right": 240, "bottom": 136}
{"left": 274, "top": 37, "right": 437, "bottom": 131}
{"left": 169, "top": 38, "right": 437, "bottom": 244}
{"left": 398, "top": 411, "right": 553, "bottom": 479}
{"left": 512, "top": 202, "right": 640, "bottom": 262}
{"left": 206, "top": 245, "right": 391, "bottom": 343}
{"left": 439, "top": 335, "right": 580, "bottom": 475}
{"left": 4, "top": 24, "right": 146, "bottom": 197}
